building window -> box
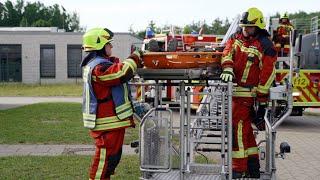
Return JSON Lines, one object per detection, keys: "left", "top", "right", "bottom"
{"left": 40, "top": 45, "right": 55, "bottom": 78}
{"left": 0, "top": 45, "right": 22, "bottom": 82}
{"left": 67, "top": 45, "right": 82, "bottom": 77}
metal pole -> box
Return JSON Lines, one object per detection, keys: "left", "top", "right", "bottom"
{"left": 186, "top": 90, "right": 191, "bottom": 173}
{"left": 227, "top": 82, "right": 233, "bottom": 180}
{"left": 155, "top": 83, "right": 159, "bottom": 108}
{"left": 180, "top": 81, "right": 185, "bottom": 180}
{"left": 272, "top": 32, "right": 294, "bottom": 130}
{"left": 221, "top": 91, "right": 226, "bottom": 176}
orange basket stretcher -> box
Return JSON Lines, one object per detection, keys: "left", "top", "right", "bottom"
{"left": 142, "top": 52, "right": 222, "bottom": 69}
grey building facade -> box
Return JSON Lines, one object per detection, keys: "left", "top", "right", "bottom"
{"left": 0, "top": 27, "right": 142, "bottom": 84}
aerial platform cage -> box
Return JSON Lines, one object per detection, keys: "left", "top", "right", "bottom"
{"left": 134, "top": 32, "right": 296, "bottom": 179}
{"left": 136, "top": 68, "right": 234, "bottom": 180}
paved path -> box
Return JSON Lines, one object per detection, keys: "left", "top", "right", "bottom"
{"left": 0, "top": 96, "right": 81, "bottom": 110}
{"left": 0, "top": 144, "right": 136, "bottom": 157}
{"left": 267, "top": 115, "right": 320, "bottom": 180}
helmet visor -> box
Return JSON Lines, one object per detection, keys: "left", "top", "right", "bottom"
{"left": 239, "top": 12, "right": 257, "bottom": 26}
{"left": 104, "top": 28, "right": 114, "bottom": 39}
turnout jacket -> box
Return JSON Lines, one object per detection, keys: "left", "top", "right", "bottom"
{"left": 221, "top": 32, "right": 277, "bottom": 102}
{"left": 82, "top": 53, "right": 141, "bottom": 134}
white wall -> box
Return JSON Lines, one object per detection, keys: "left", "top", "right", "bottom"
{"left": 0, "top": 31, "right": 142, "bottom": 84}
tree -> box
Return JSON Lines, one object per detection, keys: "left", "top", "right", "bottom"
{"left": 0, "top": 0, "right": 82, "bottom": 32}
{"left": 183, "top": 25, "right": 192, "bottom": 34}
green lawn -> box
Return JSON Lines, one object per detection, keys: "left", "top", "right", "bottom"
{"left": 0, "top": 83, "right": 82, "bottom": 96}
{"left": 0, "top": 155, "right": 140, "bottom": 180}
{"left": 0, "top": 154, "right": 216, "bottom": 180}
{"left": 0, "top": 103, "right": 139, "bottom": 145}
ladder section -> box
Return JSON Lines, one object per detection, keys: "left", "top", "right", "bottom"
{"left": 187, "top": 83, "right": 232, "bottom": 177}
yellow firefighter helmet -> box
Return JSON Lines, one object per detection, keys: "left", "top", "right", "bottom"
{"left": 82, "top": 28, "right": 114, "bottom": 52}
{"left": 239, "top": 7, "right": 266, "bottom": 29}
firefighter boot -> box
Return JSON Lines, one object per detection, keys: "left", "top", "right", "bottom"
{"left": 247, "top": 157, "right": 260, "bottom": 178}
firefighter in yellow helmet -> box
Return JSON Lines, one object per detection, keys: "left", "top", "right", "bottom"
{"left": 220, "top": 7, "right": 277, "bottom": 178}
{"left": 81, "top": 27, "right": 143, "bottom": 180}
{"left": 273, "top": 12, "right": 294, "bottom": 56}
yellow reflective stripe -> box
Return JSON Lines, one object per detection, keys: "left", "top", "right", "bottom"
{"left": 234, "top": 39, "right": 262, "bottom": 60}
{"left": 275, "top": 43, "right": 281, "bottom": 47}
{"left": 247, "top": 147, "right": 259, "bottom": 155}
{"left": 257, "top": 85, "right": 269, "bottom": 94}
{"left": 124, "top": 58, "right": 137, "bottom": 71}
{"left": 83, "top": 66, "right": 91, "bottom": 115}
{"left": 240, "top": 46, "right": 262, "bottom": 60}
{"left": 238, "top": 120, "right": 244, "bottom": 153}
{"left": 279, "top": 24, "right": 294, "bottom": 30}
{"left": 233, "top": 150, "right": 245, "bottom": 158}
{"left": 258, "top": 67, "right": 276, "bottom": 94}
{"left": 83, "top": 113, "right": 96, "bottom": 120}
{"left": 233, "top": 120, "right": 245, "bottom": 158}
{"left": 234, "top": 87, "right": 257, "bottom": 92}
{"left": 299, "top": 92, "right": 308, "bottom": 102}
{"left": 233, "top": 148, "right": 259, "bottom": 158}
{"left": 116, "top": 102, "right": 132, "bottom": 112}
{"left": 233, "top": 91, "right": 256, "bottom": 97}
{"left": 307, "top": 89, "right": 318, "bottom": 102}
{"left": 96, "top": 63, "right": 131, "bottom": 81}
{"left": 284, "top": 45, "right": 290, "bottom": 48}
{"left": 82, "top": 66, "right": 90, "bottom": 82}
{"left": 95, "top": 148, "right": 106, "bottom": 179}
{"left": 123, "top": 83, "right": 129, "bottom": 102}
{"left": 84, "top": 121, "right": 95, "bottom": 127}
{"left": 222, "top": 53, "right": 233, "bottom": 63}
{"left": 234, "top": 39, "right": 242, "bottom": 47}
{"left": 294, "top": 102, "right": 320, "bottom": 106}
{"left": 117, "top": 109, "right": 134, "bottom": 119}
{"left": 93, "top": 120, "right": 132, "bottom": 131}
{"left": 248, "top": 49, "right": 262, "bottom": 60}
{"left": 96, "top": 58, "right": 137, "bottom": 81}
{"left": 241, "top": 60, "right": 253, "bottom": 83}
{"left": 232, "top": 120, "right": 259, "bottom": 158}
{"left": 86, "top": 84, "right": 90, "bottom": 115}
{"left": 233, "top": 87, "right": 257, "bottom": 97}
{"left": 221, "top": 41, "right": 236, "bottom": 64}
{"left": 96, "top": 116, "right": 120, "bottom": 125}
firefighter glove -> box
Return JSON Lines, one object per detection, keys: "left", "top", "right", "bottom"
{"left": 253, "top": 104, "right": 267, "bottom": 131}
{"left": 220, "top": 68, "right": 234, "bottom": 82}
{"left": 129, "top": 50, "right": 144, "bottom": 68}
{"left": 133, "top": 50, "right": 144, "bottom": 59}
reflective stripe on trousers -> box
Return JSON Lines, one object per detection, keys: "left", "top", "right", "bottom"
{"left": 232, "top": 97, "right": 259, "bottom": 172}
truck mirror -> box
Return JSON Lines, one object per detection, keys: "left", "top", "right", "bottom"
{"left": 297, "top": 34, "right": 303, "bottom": 68}
{"left": 292, "top": 30, "right": 298, "bottom": 47}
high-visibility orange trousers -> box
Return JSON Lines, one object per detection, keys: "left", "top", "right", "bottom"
{"left": 89, "top": 129, "right": 125, "bottom": 180}
{"left": 232, "top": 97, "right": 260, "bottom": 173}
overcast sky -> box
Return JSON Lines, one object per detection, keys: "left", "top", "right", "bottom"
{"left": 21, "top": 0, "right": 320, "bottom": 32}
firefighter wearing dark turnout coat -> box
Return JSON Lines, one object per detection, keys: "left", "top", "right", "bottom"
{"left": 81, "top": 27, "right": 143, "bottom": 180}
{"left": 220, "top": 7, "right": 277, "bottom": 178}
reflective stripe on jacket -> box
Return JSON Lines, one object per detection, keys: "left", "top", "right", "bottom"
{"left": 82, "top": 56, "right": 133, "bottom": 130}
